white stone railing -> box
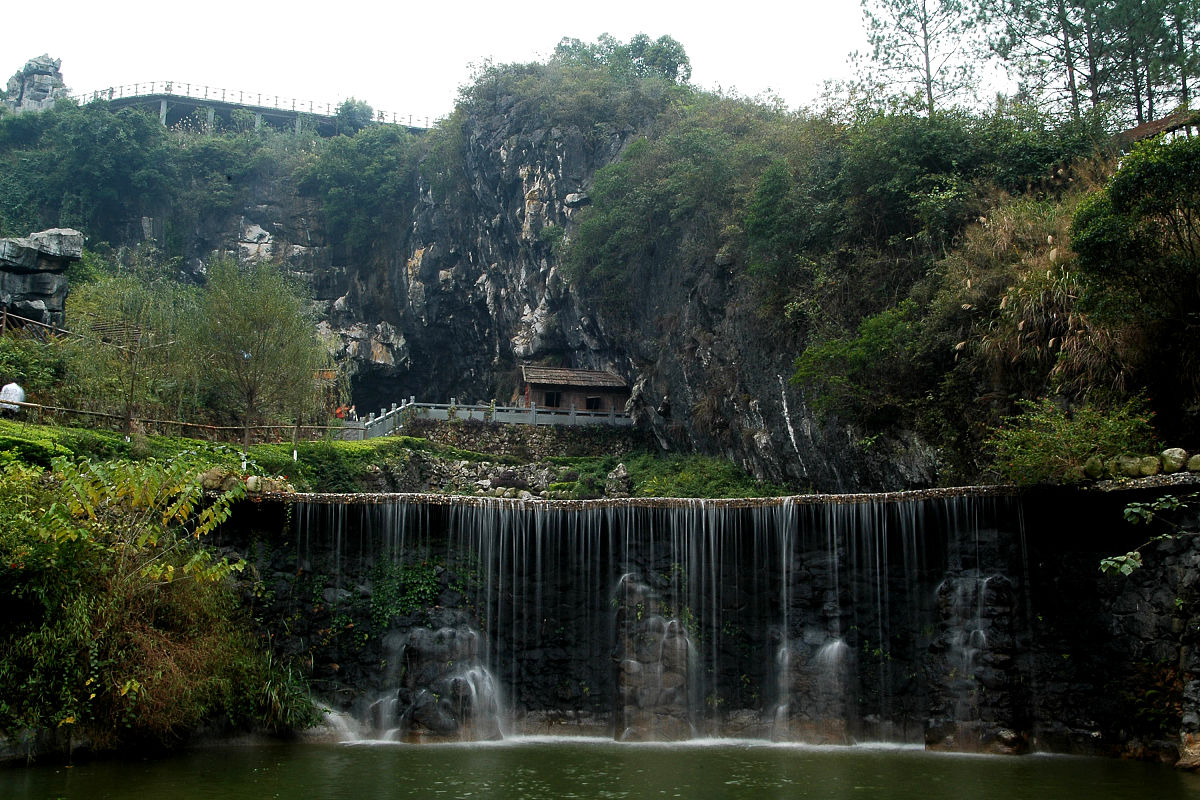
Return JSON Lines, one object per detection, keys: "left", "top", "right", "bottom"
{"left": 340, "top": 397, "right": 633, "bottom": 440}
{"left": 71, "top": 81, "right": 431, "bottom": 128}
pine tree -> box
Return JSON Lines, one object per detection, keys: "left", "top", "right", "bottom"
{"left": 861, "top": 0, "right": 979, "bottom": 115}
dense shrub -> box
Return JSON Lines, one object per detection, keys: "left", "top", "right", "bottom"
{"left": 1071, "top": 135, "right": 1200, "bottom": 439}
{"left": 986, "top": 397, "right": 1158, "bottom": 484}
{"left": 0, "top": 457, "right": 317, "bottom": 746}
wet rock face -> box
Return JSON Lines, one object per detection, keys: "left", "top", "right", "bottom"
{"left": 221, "top": 489, "right": 1200, "bottom": 756}
{"left": 374, "top": 117, "right": 631, "bottom": 410}
{"left": 396, "top": 626, "right": 502, "bottom": 741}
{"left": 613, "top": 574, "right": 693, "bottom": 741}
{"left": 925, "top": 572, "right": 1030, "bottom": 754}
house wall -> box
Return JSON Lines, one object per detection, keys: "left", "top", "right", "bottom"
{"left": 523, "top": 384, "right": 629, "bottom": 412}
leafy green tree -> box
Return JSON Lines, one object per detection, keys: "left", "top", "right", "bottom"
{"left": 1163, "top": 0, "right": 1200, "bottom": 108}
{"left": 334, "top": 97, "right": 375, "bottom": 135}
{"left": 416, "top": 108, "right": 469, "bottom": 205}
{"left": 627, "top": 33, "right": 693, "bottom": 83}
{"left": 1072, "top": 135, "right": 1199, "bottom": 299}
{"left": 1101, "top": 492, "right": 1198, "bottom": 574}
{"left": 985, "top": 0, "right": 1096, "bottom": 119}
{"left": 195, "top": 259, "right": 326, "bottom": 445}
{"left": 791, "top": 299, "right": 929, "bottom": 427}
{"left": 296, "top": 124, "right": 418, "bottom": 253}
{"left": 565, "top": 99, "right": 755, "bottom": 312}
{"left": 984, "top": 0, "right": 1199, "bottom": 126}
{"left": 1102, "top": 0, "right": 1170, "bottom": 123}
{"left": 0, "top": 102, "right": 172, "bottom": 240}
{"left": 744, "top": 160, "right": 811, "bottom": 279}
{"left": 552, "top": 33, "right": 692, "bottom": 84}
{"left": 63, "top": 247, "right": 207, "bottom": 426}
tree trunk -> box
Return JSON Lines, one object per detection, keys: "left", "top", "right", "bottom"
{"left": 1176, "top": 12, "right": 1190, "bottom": 107}
{"left": 1132, "top": 50, "right": 1146, "bottom": 124}
{"left": 921, "top": 0, "right": 935, "bottom": 115}
{"left": 243, "top": 395, "right": 255, "bottom": 448}
{"left": 1082, "top": 3, "right": 1102, "bottom": 107}
{"left": 1056, "top": 0, "right": 1081, "bottom": 119}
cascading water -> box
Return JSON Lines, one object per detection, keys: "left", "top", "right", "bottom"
{"left": 278, "top": 491, "right": 1032, "bottom": 748}
{"left": 612, "top": 572, "right": 696, "bottom": 740}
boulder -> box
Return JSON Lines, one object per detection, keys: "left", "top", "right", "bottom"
{"left": 1139, "top": 456, "right": 1162, "bottom": 477}
{"left": 1083, "top": 455, "right": 1107, "bottom": 480}
{"left": 1162, "top": 448, "right": 1189, "bottom": 473}
{"left": 1117, "top": 455, "right": 1144, "bottom": 478}
{"left": 605, "top": 462, "right": 632, "bottom": 497}
{"left": 200, "top": 467, "right": 229, "bottom": 490}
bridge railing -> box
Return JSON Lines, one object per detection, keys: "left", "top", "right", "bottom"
{"left": 71, "top": 81, "right": 431, "bottom": 128}
{"left": 343, "top": 398, "right": 633, "bottom": 440}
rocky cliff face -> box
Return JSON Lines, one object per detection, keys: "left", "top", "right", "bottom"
{"left": 144, "top": 98, "right": 936, "bottom": 492}
{"left": 379, "top": 106, "right": 938, "bottom": 490}
{"left": 357, "top": 117, "right": 627, "bottom": 409}
{"left": 297, "top": 104, "right": 933, "bottom": 492}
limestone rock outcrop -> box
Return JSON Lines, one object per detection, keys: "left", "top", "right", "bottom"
{"left": 308, "top": 103, "right": 936, "bottom": 491}
{"left": 4, "top": 54, "right": 67, "bottom": 113}
{"left": 0, "top": 228, "right": 82, "bottom": 326}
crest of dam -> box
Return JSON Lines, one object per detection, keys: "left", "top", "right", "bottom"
{"left": 222, "top": 484, "right": 1200, "bottom": 758}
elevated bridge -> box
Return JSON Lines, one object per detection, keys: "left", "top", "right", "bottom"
{"left": 72, "top": 81, "right": 431, "bottom": 135}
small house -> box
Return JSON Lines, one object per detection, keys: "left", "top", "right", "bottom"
{"left": 519, "top": 366, "right": 629, "bottom": 413}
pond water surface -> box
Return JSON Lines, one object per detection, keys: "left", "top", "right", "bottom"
{"left": 4, "top": 738, "right": 1200, "bottom": 800}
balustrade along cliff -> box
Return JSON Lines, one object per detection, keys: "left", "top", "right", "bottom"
{"left": 220, "top": 483, "right": 1200, "bottom": 762}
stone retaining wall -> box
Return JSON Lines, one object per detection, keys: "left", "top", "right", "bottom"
{"left": 402, "top": 418, "right": 651, "bottom": 461}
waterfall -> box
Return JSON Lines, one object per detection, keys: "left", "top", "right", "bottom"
{"left": 280, "top": 491, "right": 1029, "bottom": 747}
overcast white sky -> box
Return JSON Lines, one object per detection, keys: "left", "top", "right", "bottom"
{"left": 6, "top": 0, "right": 869, "bottom": 125}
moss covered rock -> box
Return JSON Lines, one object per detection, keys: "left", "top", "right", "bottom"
{"left": 1162, "top": 448, "right": 1188, "bottom": 473}
{"left": 1117, "top": 455, "right": 1143, "bottom": 478}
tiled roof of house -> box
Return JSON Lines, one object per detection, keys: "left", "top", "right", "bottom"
{"left": 1118, "top": 109, "right": 1200, "bottom": 145}
{"left": 520, "top": 365, "right": 627, "bottom": 389}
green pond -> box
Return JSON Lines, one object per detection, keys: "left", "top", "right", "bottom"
{"left": 4, "top": 738, "right": 1200, "bottom": 799}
